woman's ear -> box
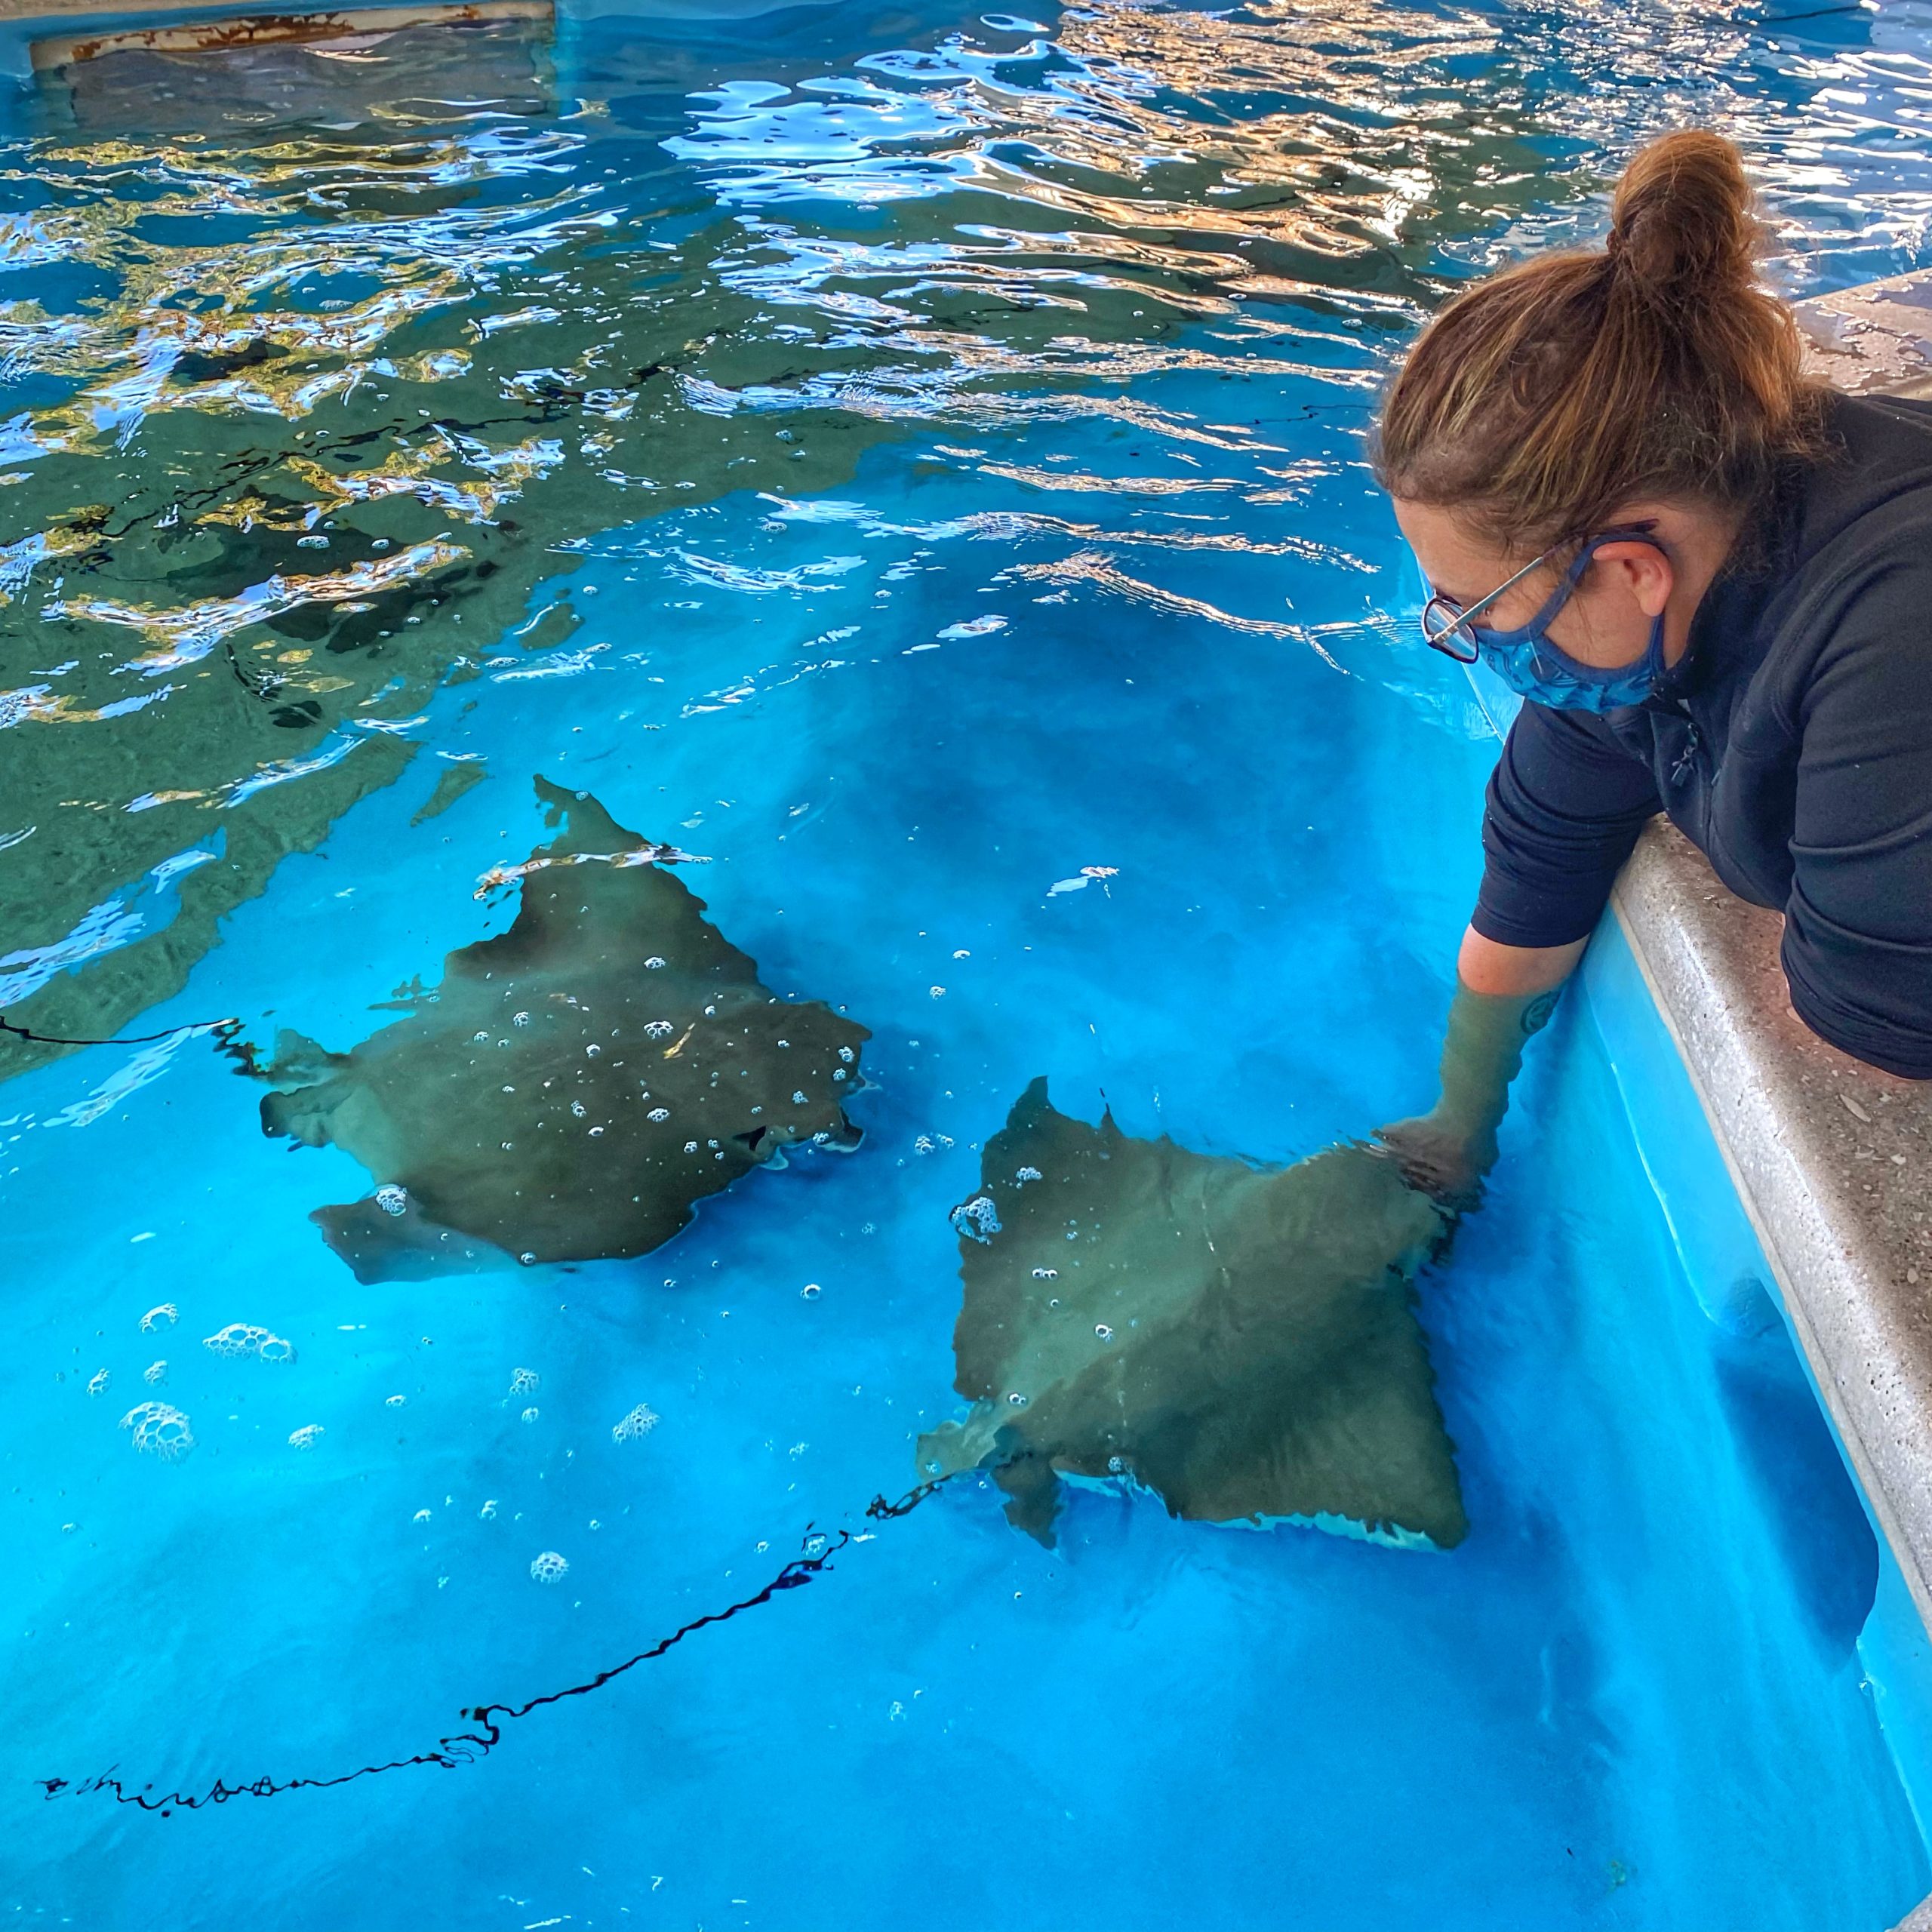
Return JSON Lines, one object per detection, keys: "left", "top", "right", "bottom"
{"left": 1593, "top": 540, "right": 1675, "bottom": 619}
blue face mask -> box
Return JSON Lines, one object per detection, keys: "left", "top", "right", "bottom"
{"left": 1422, "top": 531, "right": 1669, "bottom": 715}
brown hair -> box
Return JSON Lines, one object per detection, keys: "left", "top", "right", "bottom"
{"left": 1371, "top": 131, "right": 1830, "bottom": 555}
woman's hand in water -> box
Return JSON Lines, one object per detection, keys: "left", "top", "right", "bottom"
{"left": 1373, "top": 1113, "right": 1493, "bottom": 1211}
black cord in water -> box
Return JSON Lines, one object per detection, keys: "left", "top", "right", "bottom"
{"left": 0, "top": 1014, "right": 242, "bottom": 1051}
{"left": 1752, "top": 2, "right": 1866, "bottom": 22}
{"left": 41, "top": 1476, "right": 958, "bottom": 1816}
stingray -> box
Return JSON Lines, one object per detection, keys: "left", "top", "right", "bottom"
{"left": 254, "top": 777, "right": 868, "bottom": 1281}
{"left": 916, "top": 1079, "right": 1466, "bottom": 1550}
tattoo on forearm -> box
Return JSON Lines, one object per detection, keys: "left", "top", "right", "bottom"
{"left": 1520, "top": 989, "right": 1561, "bottom": 1038}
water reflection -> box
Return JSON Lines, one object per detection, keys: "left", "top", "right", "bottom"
{"left": 2, "top": 0, "right": 1930, "bottom": 1066}
{"left": 43, "top": 2, "right": 558, "bottom": 134}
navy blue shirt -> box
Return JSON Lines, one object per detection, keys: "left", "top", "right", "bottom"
{"left": 1473, "top": 392, "right": 1932, "bottom": 1078}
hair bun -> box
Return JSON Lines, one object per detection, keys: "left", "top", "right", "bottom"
{"left": 1607, "top": 131, "right": 1760, "bottom": 302}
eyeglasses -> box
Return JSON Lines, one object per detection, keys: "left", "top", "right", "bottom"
{"left": 1419, "top": 549, "right": 1557, "bottom": 664}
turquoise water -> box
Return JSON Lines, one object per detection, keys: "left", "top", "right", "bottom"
{"left": 5, "top": 1, "right": 1932, "bottom": 1924}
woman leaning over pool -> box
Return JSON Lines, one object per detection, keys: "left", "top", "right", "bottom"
{"left": 1372, "top": 129, "right": 1932, "bottom": 1202}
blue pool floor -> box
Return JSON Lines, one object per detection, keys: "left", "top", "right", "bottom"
{"left": 5, "top": 454, "right": 1929, "bottom": 1927}
{"left": 5, "top": 0, "right": 1932, "bottom": 1920}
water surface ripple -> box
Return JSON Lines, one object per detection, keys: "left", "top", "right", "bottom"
{"left": 2, "top": 0, "right": 1929, "bottom": 1048}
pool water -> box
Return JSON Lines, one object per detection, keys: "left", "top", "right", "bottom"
{"left": 5, "top": 1, "right": 1932, "bottom": 1924}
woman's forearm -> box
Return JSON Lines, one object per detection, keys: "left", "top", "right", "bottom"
{"left": 1377, "top": 927, "right": 1585, "bottom": 1202}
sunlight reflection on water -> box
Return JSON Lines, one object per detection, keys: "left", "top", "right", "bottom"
{"left": 1, "top": 0, "right": 1929, "bottom": 1051}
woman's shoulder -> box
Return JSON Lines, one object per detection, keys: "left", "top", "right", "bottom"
{"left": 1806, "top": 389, "right": 1932, "bottom": 519}
{"left": 1766, "top": 393, "right": 1932, "bottom": 617}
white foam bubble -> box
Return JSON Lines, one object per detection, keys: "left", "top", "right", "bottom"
{"left": 648, "top": 1106, "right": 670, "bottom": 1122}
{"left": 509, "top": 1367, "right": 539, "bottom": 1395}
{"left": 530, "top": 1550, "right": 569, "bottom": 1584}
{"left": 520, "top": 1406, "right": 540, "bottom": 1424}
{"left": 203, "top": 1323, "right": 296, "bottom": 1364}
{"left": 139, "top": 1303, "right": 177, "bottom": 1333}
{"left": 612, "top": 1403, "right": 658, "bottom": 1443}
{"left": 143, "top": 1360, "right": 167, "bottom": 1385}
{"left": 86, "top": 1369, "right": 110, "bottom": 1397}
{"left": 120, "top": 1401, "right": 194, "bottom": 1461}
{"left": 937, "top": 614, "right": 1007, "bottom": 640}
{"left": 952, "top": 1195, "right": 1001, "bottom": 1243}
{"left": 375, "top": 1184, "right": 408, "bottom": 1217}
{"left": 288, "top": 1424, "right": 325, "bottom": 1449}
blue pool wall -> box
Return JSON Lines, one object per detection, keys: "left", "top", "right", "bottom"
{"left": 1582, "top": 914, "right": 1932, "bottom": 1855}
{"left": 1470, "top": 648, "right": 1932, "bottom": 1855}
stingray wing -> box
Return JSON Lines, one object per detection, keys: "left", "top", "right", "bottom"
{"left": 1158, "top": 1146, "right": 1466, "bottom": 1546}
{"left": 950, "top": 1077, "right": 1212, "bottom": 1404}
{"left": 446, "top": 777, "right": 758, "bottom": 989}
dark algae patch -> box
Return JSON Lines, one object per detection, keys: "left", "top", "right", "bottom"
{"left": 410, "top": 758, "right": 488, "bottom": 826}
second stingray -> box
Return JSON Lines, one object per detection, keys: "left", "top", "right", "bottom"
{"left": 254, "top": 777, "right": 869, "bottom": 1281}
{"left": 918, "top": 1079, "right": 1466, "bottom": 1549}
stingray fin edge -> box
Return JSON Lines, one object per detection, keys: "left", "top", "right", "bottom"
{"left": 531, "top": 773, "right": 641, "bottom": 857}
{"left": 312, "top": 1197, "right": 517, "bottom": 1284}
{"left": 993, "top": 1452, "right": 1063, "bottom": 1547}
